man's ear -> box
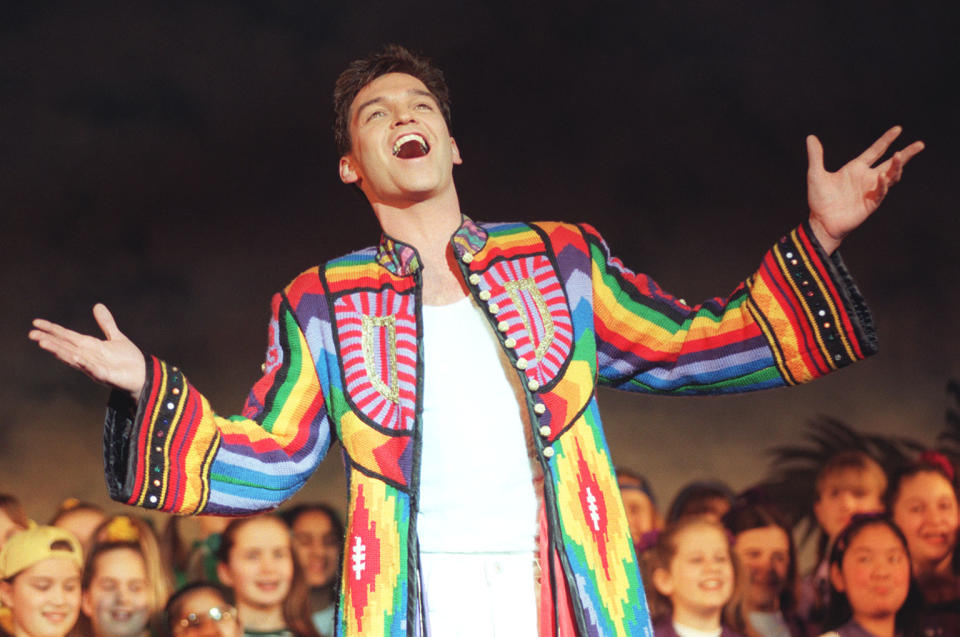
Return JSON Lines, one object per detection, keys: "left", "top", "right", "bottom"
{"left": 339, "top": 156, "right": 360, "bottom": 184}
{"left": 216, "top": 563, "right": 234, "bottom": 587}
{"left": 450, "top": 138, "right": 463, "bottom": 165}
{"left": 829, "top": 562, "right": 846, "bottom": 593}
{"left": 651, "top": 567, "right": 674, "bottom": 597}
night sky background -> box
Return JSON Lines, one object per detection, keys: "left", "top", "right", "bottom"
{"left": 2, "top": 2, "right": 957, "bottom": 556}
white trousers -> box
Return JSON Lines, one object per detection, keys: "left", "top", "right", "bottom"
{"left": 420, "top": 552, "right": 538, "bottom": 636}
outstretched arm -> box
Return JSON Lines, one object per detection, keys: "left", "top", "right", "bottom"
{"left": 807, "top": 126, "right": 924, "bottom": 254}
{"left": 29, "top": 303, "right": 147, "bottom": 400}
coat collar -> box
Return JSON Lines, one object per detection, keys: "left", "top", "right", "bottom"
{"left": 375, "top": 215, "right": 488, "bottom": 277}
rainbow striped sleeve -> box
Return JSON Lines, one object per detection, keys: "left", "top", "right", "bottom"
{"left": 584, "top": 221, "right": 875, "bottom": 395}
{"left": 103, "top": 290, "right": 332, "bottom": 515}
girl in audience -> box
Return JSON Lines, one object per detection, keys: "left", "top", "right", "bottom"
{"left": 164, "top": 582, "right": 241, "bottom": 637}
{"left": 723, "top": 501, "right": 805, "bottom": 637}
{"left": 215, "top": 516, "right": 317, "bottom": 637}
{"left": 0, "top": 525, "right": 83, "bottom": 637}
{"left": 0, "top": 495, "right": 29, "bottom": 552}
{"left": 648, "top": 516, "right": 744, "bottom": 637}
{"left": 819, "top": 514, "right": 921, "bottom": 637}
{"left": 887, "top": 451, "right": 960, "bottom": 635}
{"left": 78, "top": 516, "right": 173, "bottom": 637}
{"left": 279, "top": 504, "right": 342, "bottom": 637}
{"left": 49, "top": 500, "right": 105, "bottom": 554}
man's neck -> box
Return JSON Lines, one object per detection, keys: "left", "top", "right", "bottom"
{"left": 372, "top": 191, "right": 469, "bottom": 305}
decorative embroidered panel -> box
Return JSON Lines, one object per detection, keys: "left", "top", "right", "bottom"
{"left": 479, "top": 255, "right": 574, "bottom": 387}
{"left": 334, "top": 290, "right": 418, "bottom": 431}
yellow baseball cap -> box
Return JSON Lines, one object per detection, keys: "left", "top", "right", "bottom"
{"left": 0, "top": 525, "right": 83, "bottom": 580}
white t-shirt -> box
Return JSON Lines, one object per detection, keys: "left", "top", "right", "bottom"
{"left": 417, "top": 295, "right": 539, "bottom": 554}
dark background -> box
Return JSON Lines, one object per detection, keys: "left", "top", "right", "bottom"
{"left": 1, "top": 2, "right": 957, "bottom": 554}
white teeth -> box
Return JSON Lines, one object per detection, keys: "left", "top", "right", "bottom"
{"left": 392, "top": 133, "right": 428, "bottom": 156}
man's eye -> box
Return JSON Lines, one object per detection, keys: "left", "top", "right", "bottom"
{"left": 366, "top": 111, "right": 385, "bottom": 122}
{"left": 415, "top": 103, "right": 433, "bottom": 110}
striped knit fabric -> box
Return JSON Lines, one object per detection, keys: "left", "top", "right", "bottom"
{"left": 103, "top": 218, "right": 875, "bottom": 637}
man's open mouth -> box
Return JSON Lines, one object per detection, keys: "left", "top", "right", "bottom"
{"left": 392, "top": 133, "right": 429, "bottom": 158}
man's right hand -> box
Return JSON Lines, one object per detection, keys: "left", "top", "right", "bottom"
{"left": 29, "top": 303, "right": 147, "bottom": 401}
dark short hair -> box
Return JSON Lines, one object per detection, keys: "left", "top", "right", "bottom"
{"left": 333, "top": 44, "right": 452, "bottom": 156}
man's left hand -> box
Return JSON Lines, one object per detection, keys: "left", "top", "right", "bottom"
{"left": 806, "top": 126, "right": 924, "bottom": 254}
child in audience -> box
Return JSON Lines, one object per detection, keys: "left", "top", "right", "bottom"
{"left": 279, "top": 505, "right": 342, "bottom": 637}
{"left": 648, "top": 516, "right": 744, "bottom": 637}
{"left": 0, "top": 525, "right": 83, "bottom": 637}
{"left": 667, "top": 481, "right": 735, "bottom": 524}
{"left": 0, "top": 496, "right": 29, "bottom": 552}
{"left": 616, "top": 469, "right": 663, "bottom": 550}
{"left": 78, "top": 541, "right": 153, "bottom": 637}
{"left": 49, "top": 500, "right": 106, "bottom": 554}
{"left": 78, "top": 516, "right": 172, "bottom": 637}
{"left": 164, "top": 582, "right": 242, "bottom": 637}
{"left": 215, "top": 516, "right": 317, "bottom": 637}
{"left": 818, "top": 514, "right": 921, "bottom": 637}
{"left": 887, "top": 451, "right": 960, "bottom": 636}
{"left": 799, "top": 451, "right": 887, "bottom": 629}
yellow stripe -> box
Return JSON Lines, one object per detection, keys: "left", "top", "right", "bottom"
{"left": 745, "top": 278, "right": 794, "bottom": 385}
{"left": 792, "top": 231, "right": 857, "bottom": 362}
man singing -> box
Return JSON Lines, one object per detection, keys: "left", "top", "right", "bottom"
{"left": 30, "top": 45, "right": 923, "bottom": 636}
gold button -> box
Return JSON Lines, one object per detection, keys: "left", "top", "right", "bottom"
{"left": 260, "top": 363, "right": 266, "bottom": 373}
{"left": 527, "top": 379, "right": 540, "bottom": 391}
{"left": 516, "top": 358, "right": 528, "bottom": 370}
{"left": 497, "top": 321, "right": 509, "bottom": 332}
{"left": 504, "top": 337, "right": 516, "bottom": 348}
{"left": 469, "top": 273, "right": 481, "bottom": 285}
{"left": 478, "top": 290, "right": 491, "bottom": 301}
{"left": 488, "top": 302, "right": 499, "bottom": 313}
{"left": 461, "top": 253, "right": 474, "bottom": 264}
{"left": 543, "top": 446, "right": 555, "bottom": 458}
{"left": 539, "top": 425, "right": 551, "bottom": 437}
{"left": 534, "top": 403, "right": 546, "bottom": 415}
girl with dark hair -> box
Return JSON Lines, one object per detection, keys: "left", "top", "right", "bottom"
{"left": 215, "top": 516, "right": 318, "bottom": 637}
{"left": 723, "top": 502, "right": 805, "bottom": 637}
{"left": 279, "top": 505, "right": 342, "bottom": 637}
{"left": 164, "top": 582, "right": 241, "bottom": 637}
{"left": 887, "top": 451, "right": 960, "bottom": 636}
{"left": 818, "top": 514, "right": 921, "bottom": 637}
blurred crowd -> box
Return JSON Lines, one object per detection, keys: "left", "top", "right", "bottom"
{"left": 1, "top": 419, "right": 958, "bottom": 637}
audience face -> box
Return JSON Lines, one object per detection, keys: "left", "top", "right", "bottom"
{"left": 654, "top": 522, "right": 734, "bottom": 621}
{"left": 53, "top": 509, "right": 106, "bottom": 553}
{"left": 169, "top": 588, "right": 241, "bottom": 637}
{"left": 830, "top": 522, "right": 910, "bottom": 625}
{"left": 620, "top": 489, "right": 657, "bottom": 544}
{"left": 814, "top": 468, "right": 885, "bottom": 539}
{"left": 0, "top": 557, "right": 82, "bottom": 637}
{"left": 733, "top": 525, "right": 790, "bottom": 612}
{"left": 217, "top": 517, "right": 293, "bottom": 611}
{"left": 891, "top": 469, "right": 959, "bottom": 572}
{"left": 290, "top": 510, "right": 340, "bottom": 589}
{"left": 0, "top": 510, "right": 26, "bottom": 551}
{"left": 82, "top": 547, "right": 151, "bottom": 637}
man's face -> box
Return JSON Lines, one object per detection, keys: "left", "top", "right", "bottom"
{"left": 813, "top": 469, "right": 885, "bottom": 540}
{"left": 339, "top": 72, "right": 461, "bottom": 207}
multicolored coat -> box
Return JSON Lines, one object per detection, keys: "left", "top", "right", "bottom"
{"left": 103, "top": 217, "right": 875, "bottom": 637}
